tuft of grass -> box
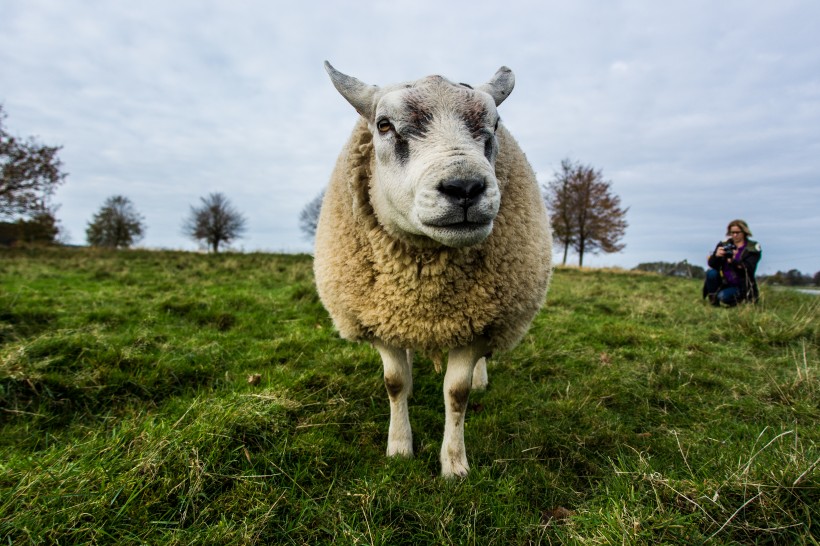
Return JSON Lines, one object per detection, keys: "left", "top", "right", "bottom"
{"left": 1, "top": 247, "right": 818, "bottom": 544}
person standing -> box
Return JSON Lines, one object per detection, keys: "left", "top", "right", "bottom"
{"left": 703, "top": 219, "right": 762, "bottom": 306}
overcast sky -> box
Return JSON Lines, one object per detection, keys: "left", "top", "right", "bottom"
{"left": 2, "top": 0, "right": 819, "bottom": 274}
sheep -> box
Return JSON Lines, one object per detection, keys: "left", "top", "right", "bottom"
{"left": 314, "top": 61, "right": 552, "bottom": 477}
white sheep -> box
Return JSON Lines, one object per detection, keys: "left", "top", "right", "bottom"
{"left": 314, "top": 62, "right": 552, "bottom": 477}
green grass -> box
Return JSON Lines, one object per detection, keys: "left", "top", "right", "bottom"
{"left": 1, "top": 246, "right": 818, "bottom": 545}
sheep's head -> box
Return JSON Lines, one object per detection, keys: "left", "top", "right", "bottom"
{"left": 325, "top": 61, "right": 515, "bottom": 248}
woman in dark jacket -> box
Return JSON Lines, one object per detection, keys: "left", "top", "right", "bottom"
{"left": 703, "top": 219, "right": 761, "bottom": 306}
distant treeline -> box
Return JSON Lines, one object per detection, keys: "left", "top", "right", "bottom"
{"left": 633, "top": 260, "right": 820, "bottom": 287}
{"left": 760, "top": 269, "right": 820, "bottom": 287}
{"left": 5, "top": 223, "right": 817, "bottom": 291}
{"left": 633, "top": 260, "right": 706, "bottom": 279}
{"left": 0, "top": 215, "right": 59, "bottom": 246}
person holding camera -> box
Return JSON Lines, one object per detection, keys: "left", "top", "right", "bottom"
{"left": 703, "top": 219, "right": 762, "bottom": 306}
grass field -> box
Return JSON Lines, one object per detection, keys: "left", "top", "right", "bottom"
{"left": 1, "top": 246, "right": 818, "bottom": 545}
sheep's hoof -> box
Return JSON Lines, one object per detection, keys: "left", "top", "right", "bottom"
{"left": 386, "top": 442, "right": 413, "bottom": 458}
{"left": 440, "top": 448, "right": 469, "bottom": 478}
{"left": 441, "top": 460, "right": 469, "bottom": 479}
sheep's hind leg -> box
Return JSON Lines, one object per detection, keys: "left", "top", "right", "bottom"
{"left": 373, "top": 340, "right": 413, "bottom": 457}
{"left": 441, "top": 338, "right": 488, "bottom": 478}
{"left": 471, "top": 356, "right": 489, "bottom": 391}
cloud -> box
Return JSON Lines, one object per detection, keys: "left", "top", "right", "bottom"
{"left": 1, "top": 0, "right": 819, "bottom": 272}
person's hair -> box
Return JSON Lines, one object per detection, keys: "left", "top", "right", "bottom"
{"left": 727, "top": 219, "right": 752, "bottom": 237}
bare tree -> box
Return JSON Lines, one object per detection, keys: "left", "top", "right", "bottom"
{"left": 299, "top": 189, "right": 325, "bottom": 241}
{"left": 544, "top": 159, "right": 628, "bottom": 266}
{"left": 183, "top": 192, "right": 247, "bottom": 253}
{"left": 1, "top": 104, "right": 67, "bottom": 219}
{"left": 86, "top": 195, "right": 145, "bottom": 248}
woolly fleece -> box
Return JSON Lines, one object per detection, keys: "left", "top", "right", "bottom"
{"left": 314, "top": 118, "right": 552, "bottom": 354}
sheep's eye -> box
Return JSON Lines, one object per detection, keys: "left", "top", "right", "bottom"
{"left": 494, "top": 118, "right": 499, "bottom": 132}
{"left": 377, "top": 119, "right": 392, "bottom": 133}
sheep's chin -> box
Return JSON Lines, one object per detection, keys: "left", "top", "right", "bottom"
{"left": 421, "top": 221, "right": 493, "bottom": 248}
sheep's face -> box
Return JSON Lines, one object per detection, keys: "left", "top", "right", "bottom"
{"left": 368, "top": 81, "right": 502, "bottom": 248}
{"left": 325, "top": 63, "right": 515, "bottom": 248}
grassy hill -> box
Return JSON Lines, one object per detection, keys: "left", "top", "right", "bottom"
{"left": 1, "top": 247, "right": 818, "bottom": 545}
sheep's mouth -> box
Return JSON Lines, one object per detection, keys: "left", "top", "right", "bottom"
{"left": 413, "top": 196, "right": 499, "bottom": 246}
{"left": 421, "top": 208, "right": 495, "bottom": 230}
{"left": 427, "top": 220, "right": 491, "bottom": 230}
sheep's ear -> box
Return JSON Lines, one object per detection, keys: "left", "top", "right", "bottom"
{"left": 478, "top": 66, "right": 515, "bottom": 106}
{"left": 324, "top": 61, "right": 379, "bottom": 120}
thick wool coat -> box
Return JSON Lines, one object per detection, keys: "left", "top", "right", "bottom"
{"left": 314, "top": 118, "right": 552, "bottom": 354}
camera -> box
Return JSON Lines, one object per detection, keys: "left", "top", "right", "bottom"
{"left": 721, "top": 241, "right": 737, "bottom": 255}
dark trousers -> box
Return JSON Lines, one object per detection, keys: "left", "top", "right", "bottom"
{"left": 704, "top": 269, "right": 740, "bottom": 306}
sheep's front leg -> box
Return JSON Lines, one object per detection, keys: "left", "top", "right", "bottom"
{"left": 373, "top": 340, "right": 413, "bottom": 457}
{"left": 441, "top": 338, "right": 488, "bottom": 478}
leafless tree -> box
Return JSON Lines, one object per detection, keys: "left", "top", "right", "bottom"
{"left": 543, "top": 159, "right": 628, "bottom": 266}
{"left": 86, "top": 195, "right": 145, "bottom": 248}
{"left": 183, "top": 192, "right": 247, "bottom": 253}
{"left": 299, "top": 189, "right": 325, "bottom": 241}
{"left": 1, "top": 104, "right": 66, "bottom": 219}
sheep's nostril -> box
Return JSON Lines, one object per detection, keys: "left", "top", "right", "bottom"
{"left": 439, "top": 179, "right": 486, "bottom": 201}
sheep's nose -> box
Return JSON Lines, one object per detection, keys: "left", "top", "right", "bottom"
{"left": 439, "top": 179, "right": 486, "bottom": 203}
